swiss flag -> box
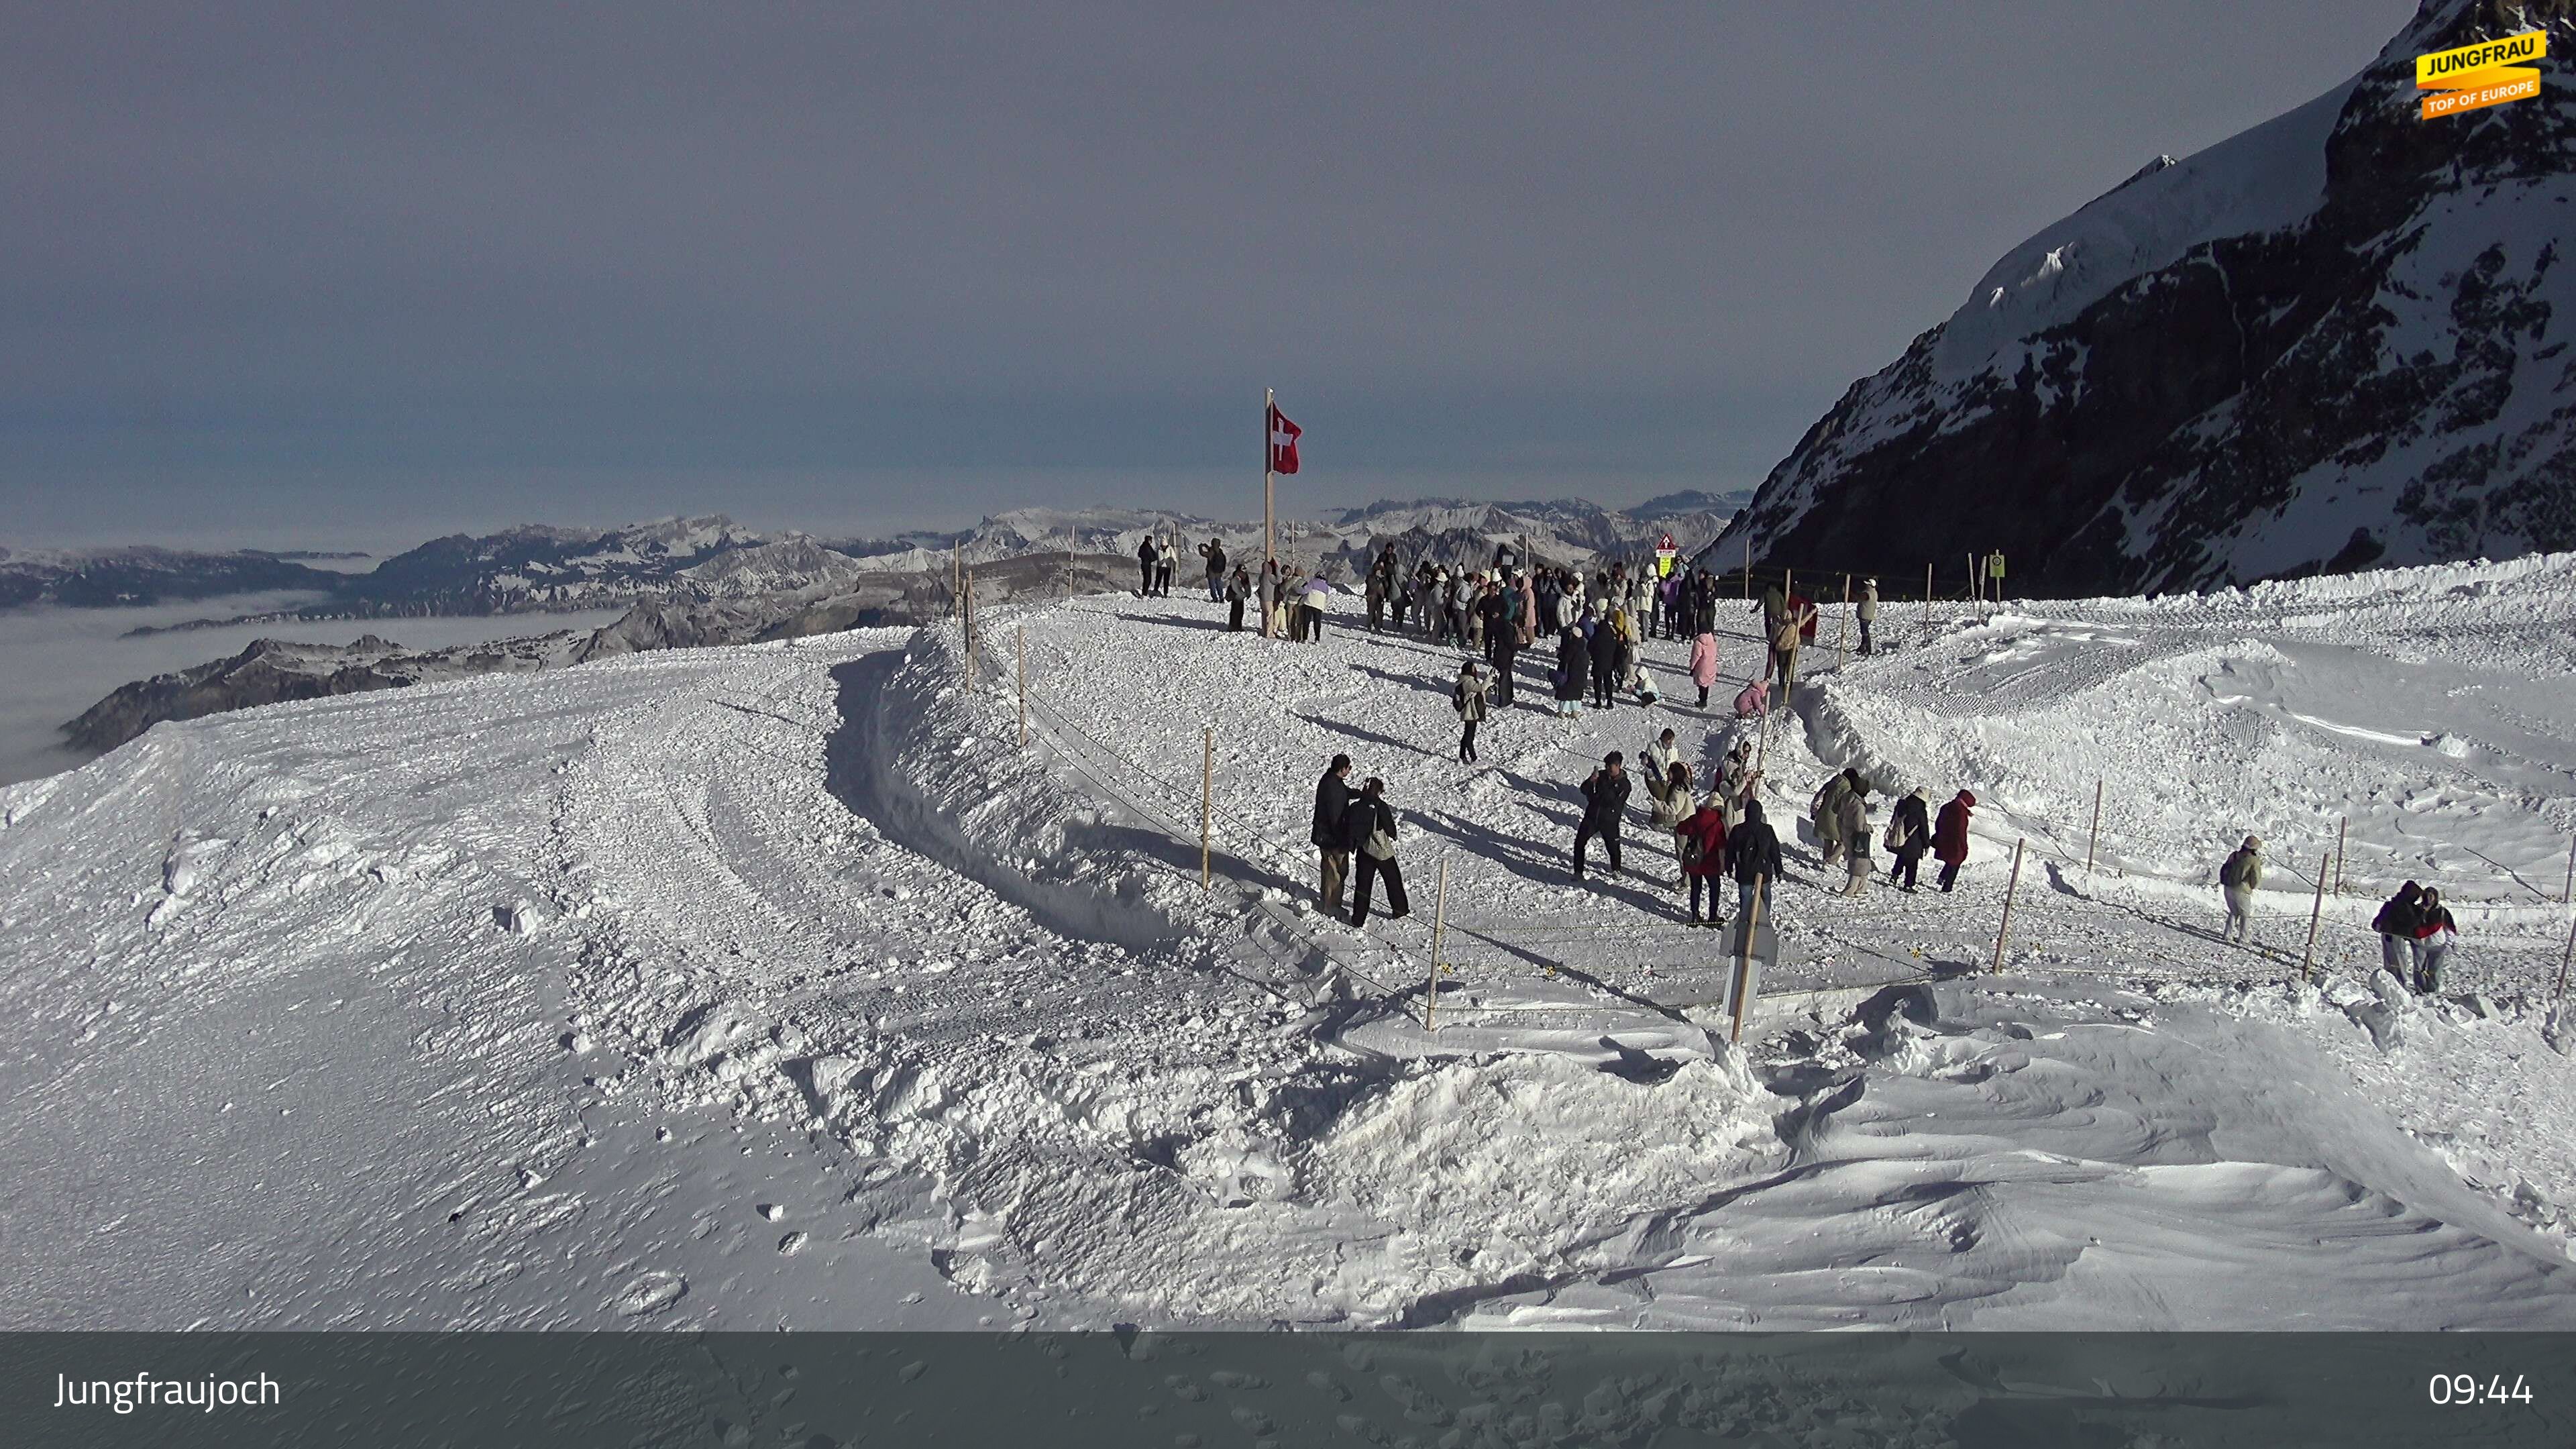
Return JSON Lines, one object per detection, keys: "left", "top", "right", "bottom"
{"left": 1267, "top": 403, "right": 1301, "bottom": 475}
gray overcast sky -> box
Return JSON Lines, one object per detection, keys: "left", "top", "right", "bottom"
{"left": 1, "top": 1, "right": 2415, "bottom": 547}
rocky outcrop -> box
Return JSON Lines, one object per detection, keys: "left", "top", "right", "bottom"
{"left": 62, "top": 631, "right": 587, "bottom": 755}
{"left": 1716, "top": 0, "right": 2576, "bottom": 597}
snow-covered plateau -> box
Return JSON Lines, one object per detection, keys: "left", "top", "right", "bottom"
{"left": 2, "top": 552, "right": 2573, "bottom": 1330}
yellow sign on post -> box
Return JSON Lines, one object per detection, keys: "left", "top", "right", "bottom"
{"left": 2417, "top": 30, "right": 2546, "bottom": 119}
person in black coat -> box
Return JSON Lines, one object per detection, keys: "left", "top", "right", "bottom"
{"left": 1312, "top": 754, "right": 1354, "bottom": 912}
{"left": 1888, "top": 788, "right": 1933, "bottom": 891}
{"left": 1727, "top": 798, "right": 1781, "bottom": 923}
{"left": 1587, "top": 618, "right": 1622, "bottom": 710}
{"left": 1573, "top": 752, "right": 1631, "bottom": 879}
{"left": 1342, "top": 778, "right": 1410, "bottom": 925}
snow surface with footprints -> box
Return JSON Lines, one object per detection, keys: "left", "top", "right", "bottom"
{"left": 1, "top": 554, "right": 2574, "bottom": 1329}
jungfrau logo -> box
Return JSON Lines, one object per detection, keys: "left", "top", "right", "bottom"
{"left": 2416, "top": 28, "right": 2547, "bottom": 119}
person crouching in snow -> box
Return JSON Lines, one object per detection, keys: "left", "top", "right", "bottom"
{"left": 1732, "top": 676, "right": 1769, "bottom": 720}
{"left": 1933, "top": 790, "right": 1976, "bottom": 892}
{"left": 1688, "top": 629, "right": 1720, "bottom": 708}
{"left": 1453, "top": 659, "right": 1490, "bottom": 765}
{"left": 2218, "top": 835, "right": 2263, "bottom": 945}
{"left": 2410, "top": 888, "right": 2457, "bottom": 994}
{"left": 1678, "top": 792, "right": 1730, "bottom": 924}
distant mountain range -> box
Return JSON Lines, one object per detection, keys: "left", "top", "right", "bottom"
{"left": 40, "top": 492, "right": 1746, "bottom": 756}
{"left": 11, "top": 492, "right": 1749, "bottom": 622}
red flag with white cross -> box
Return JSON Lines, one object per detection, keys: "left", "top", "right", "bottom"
{"left": 1267, "top": 403, "right": 1301, "bottom": 475}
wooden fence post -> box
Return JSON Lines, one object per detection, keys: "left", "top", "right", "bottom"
{"left": 2085, "top": 780, "right": 2103, "bottom": 874}
{"left": 2334, "top": 816, "right": 2348, "bottom": 895}
{"left": 1990, "top": 838, "right": 2026, "bottom": 973}
{"left": 1016, "top": 627, "right": 1028, "bottom": 748}
{"left": 963, "top": 571, "right": 977, "bottom": 682}
{"left": 2557, "top": 910, "right": 2575, "bottom": 1006}
{"left": 2300, "top": 851, "right": 2329, "bottom": 982}
{"left": 1741, "top": 539, "right": 1750, "bottom": 599}
{"left": 2563, "top": 835, "right": 2574, "bottom": 904}
{"left": 1833, "top": 574, "right": 1850, "bottom": 669}
{"left": 1426, "top": 857, "right": 1451, "bottom": 1030}
{"left": 1731, "top": 873, "right": 1766, "bottom": 1044}
{"left": 953, "top": 540, "right": 963, "bottom": 617}
{"left": 1199, "top": 727, "right": 1213, "bottom": 890}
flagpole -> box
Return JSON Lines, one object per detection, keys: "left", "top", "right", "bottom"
{"left": 1263, "top": 386, "right": 1276, "bottom": 638}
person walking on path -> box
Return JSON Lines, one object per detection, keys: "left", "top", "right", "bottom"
{"left": 1573, "top": 752, "right": 1631, "bottom": 880}
{"left": 1136, "top": 535, "right": 1159, "bottom": 597}
{"left": 1155, "top": 536, "right": 1178, "bottom": 597}
{"left": 2373, "top": 882, "right": 2424, "bottom": 984}
{"left": 1812, "top": 768, "right": 1858, "bottom": 869}
{"left": 2219, "top": 835, "right": 2264, "bottom": 945}
{"left": 1836, "top": 781, "right": 1872, "bottom": 896}
{"left": 1224, "top": 564, "right": 1251, "bottom": 632}
{"left": 2410, "top": 888, "right": 2457, "bottom": 994}
{"left": 1651, "top": 762, "right": 1694, "bottom": 870}
{"left": 1453, "top": 659, "right": 1490, "bottom": 765}
{"left": 1200, "top": 538, "right": 1228, "bottom": 602}
{"left": 1888, "top": 788, "right": 1932, "bottom": 891}
{"left": 1688, "top": 630, "right": 1721, "bottom": 708}
{"left": 1553, "top": 623, "right": 1587, "bottom": 718}
{"left": 1933, "top": 790, "right": 1976, "bottom": 892}
{"left": 1363, "top": 559, "right": 1388, "bottom": 632}
{"left": 1727, "top": 798, "right": 1782, "bottom": 926}
{"left": 1312, "top": 755, "right": 1354, "bottom": 914}
{"left": 1678, "top": 793, "right": 1730, "bottom": 924}
{"left": 1344, "top": 778, "right": 1411, "bottom": 926}
{"left": 1588, "top": 612, "right": 1623, "bottom": 711}
{"left": 1856, "top": 577, "right": 1879, "bottom": 656}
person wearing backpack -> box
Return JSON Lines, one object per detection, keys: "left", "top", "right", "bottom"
{"left": 1727, "top": 798, "right": 1782, "bottom": 926}
{"left": 1835, "top": 780, "right": 1872, "bottom": 896}
{"left": 1812, "top": 768, "right": 1857, "bottom": 869}
{"left": 1452, "top": 659, "right": 1490, "bottom": 765}
{"left": 2218, "top": 835, "right": 2263, "bottom": 945}
{"left": 1573, "top": 752, "right": 1631, "bottom": 880}
{"left": 1678, "top": 793, "right": 1729, "bottom": 924}
{"left": 1342, "top": 778, "right": 1411, "bottom": 926}
{"left": 1887, "top": 787, "right": 1932, "bottom": 891}
{"left": 2372, "top": 882, "right": 2424, "bottom": 983}
{"left": 1650, "top": 762, "right": 1693, "bottom": 870}
{"left": 2410, "top": 888, "right": 2458, "bottom": 994}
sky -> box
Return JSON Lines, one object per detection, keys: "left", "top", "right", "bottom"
{"left": 1, "top": 1, "right": 2417, "bottom": 550}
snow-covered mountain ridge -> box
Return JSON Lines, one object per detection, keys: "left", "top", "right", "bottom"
{"left": 1720, "top": 0, "right": 2576, "bottom": 596}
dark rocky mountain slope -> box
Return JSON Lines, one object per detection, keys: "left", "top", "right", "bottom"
{"left": 1716, "top": 0, "right": 2576, "bottom": 597}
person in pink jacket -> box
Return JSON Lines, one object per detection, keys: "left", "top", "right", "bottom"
{"left": 1688, "top": 631, "right": 1721, "bottom": 708}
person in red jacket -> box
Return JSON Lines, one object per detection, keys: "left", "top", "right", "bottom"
{"left": 1933, "top": 790, "right": 1976, "bottom": 893}
{"left": 1678, "top": 795, "right": 1731, "bottom": 925}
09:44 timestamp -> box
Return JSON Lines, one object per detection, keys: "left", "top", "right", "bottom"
{"left": 2428, "top": 1373, "right": 2534, "bottom": 1405}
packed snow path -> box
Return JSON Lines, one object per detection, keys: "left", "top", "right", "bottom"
{"left": 1, "top": 555, "right": 2573, "bottom": 1328}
